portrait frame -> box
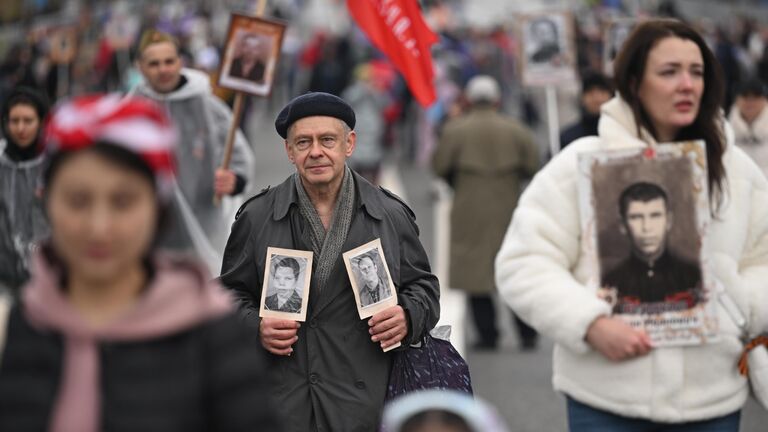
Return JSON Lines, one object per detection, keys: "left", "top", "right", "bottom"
{"left": 343, "top": 238, "right": 398, "bottom": 320}
{"left": 48, "top": 25, "right": 78, "bottom": 65}
{"left": 577, "top": 141, "right": 718, "bottom": 346}
{"left": 258, "top": 247, "right": 313, "bottom": 322}
{"left": 217, "top": 13, "right": 286, "bottom": 97}
{"left": 602, "top": 18, "right": 639, "bottom": 76}
{"left": 518, "top": 11, "right": 577, "bottom": 87}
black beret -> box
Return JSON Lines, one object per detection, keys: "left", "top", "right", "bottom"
{"left": 275, "top": 92, "right": 356, "bottom": 139}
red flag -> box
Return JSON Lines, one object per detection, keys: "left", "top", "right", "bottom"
{"left": 347, "top": 0, "right": 438, "bottom": 107}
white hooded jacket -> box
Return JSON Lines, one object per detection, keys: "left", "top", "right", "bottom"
{"left": 131, "top": 68, "right": 255, "bottom": 260}
{"left": 495, "top": 96, "right": 768, "bottom": 422}
{"left": 728, "top": 105, "right": 768, "bottom": 178}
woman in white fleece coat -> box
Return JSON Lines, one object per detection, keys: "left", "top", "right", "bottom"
{"left": 496, "top": 19, "right": 768, "bottom": 431}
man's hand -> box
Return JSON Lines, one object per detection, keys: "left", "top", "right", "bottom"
{"left": 585, "top": 316, "right": 653, "bottom": 362}
{"left": 214, "top": 168, "right": 237, "bottom": 196}
{"left": 369, "top": 305, "right": 407, "bottom": 350}
{"left": 260, "top": 317, "right": 300, "bottom": 356}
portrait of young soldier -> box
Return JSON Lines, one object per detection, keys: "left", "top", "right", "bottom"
{"left": 601, "top": 182, "right": 702, "bottom": 312}
{"left": 264, "top": 257, "right": 303, "bottom": 313}
{"left": 354, "top": 251, "right": 392, "bottom": 308}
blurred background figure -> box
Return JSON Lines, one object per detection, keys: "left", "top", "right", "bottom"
{"left": 342, "top": 62, "right": 390, "bottom": 185}
{"left": 432, "top": 75, "right": 540, "bottom": 351}
{"left": 381, "top": 389, "right": 509, "bottom": 432}
{"left": 728, "top": 78, "right": 768, "bottom": 176}
{"left": 0, "top": 95, "right": 281, "bottom": 432}
{"left": 131, "top": 29, "right": 255, "bottom": 267}
{"left": 0, "top": 86, "right": 50, "bottom": 297}
{"left": 559, "top": 72, "right": 613, "bottom": 151}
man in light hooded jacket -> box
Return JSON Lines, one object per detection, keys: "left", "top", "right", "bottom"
{"left": 131, "top": 30, "right": 255, "bottom": 258}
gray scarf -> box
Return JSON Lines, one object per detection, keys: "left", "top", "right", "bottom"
{"left": 295, "top": 166, "right": 356, "bottom": 292}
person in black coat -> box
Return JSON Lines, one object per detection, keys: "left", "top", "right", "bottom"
{"left": 220, "top": 92, "right": 440, "bottom": 432}
{"left": 559, "top": 72, "right": 613, "bottom": 151}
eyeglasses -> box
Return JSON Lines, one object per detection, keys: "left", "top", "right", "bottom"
{"left": 293, "top": 136, "right": 340, "bottom": 151}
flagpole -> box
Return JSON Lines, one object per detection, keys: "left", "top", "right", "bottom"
{"left": 215, "top": 0, "right": 268, "bottom": 205}
{"left": 545, "top": 85, "right": 560, "bottom": 157}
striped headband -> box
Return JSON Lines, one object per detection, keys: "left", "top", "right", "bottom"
{"left": 44, "top": 94, "right": 177, "bottom": 199}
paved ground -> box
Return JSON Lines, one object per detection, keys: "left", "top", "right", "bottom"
{"left": 242, "top": 97, "right": 768, "bottom": 431}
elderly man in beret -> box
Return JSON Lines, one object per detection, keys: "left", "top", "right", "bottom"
{"left": 220, "top": 92, "right": 440, "bottom": 432}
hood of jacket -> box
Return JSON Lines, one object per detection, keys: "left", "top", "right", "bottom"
{"left": 598, "top": 95, "right": 734, "bottom": 152}
{"left": 22, "top": 250, "right": 232, "bottom": 339}
{"left": 133, "top": 68, "right": 212, "bottom": 102}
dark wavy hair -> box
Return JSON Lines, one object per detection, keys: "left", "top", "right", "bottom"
{"left": 613, "top": 19, "right": 726, "bottom": 211}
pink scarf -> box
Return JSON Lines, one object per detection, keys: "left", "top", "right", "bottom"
{"left": 22, "top": 252, "right": 233, "bottom": 432}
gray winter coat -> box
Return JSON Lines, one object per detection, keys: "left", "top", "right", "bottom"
{"left": 0, "top": 139, "right": 48, "bottom": 292}
{"left": 220, "top": 172, "right": 440, "bottom": 432}
{"left": 131, "top": 68, "right": 255, "bottom": 251}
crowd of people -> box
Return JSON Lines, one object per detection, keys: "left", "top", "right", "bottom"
{"left": 1, "top": 0, "right": 768, "bottom": 431}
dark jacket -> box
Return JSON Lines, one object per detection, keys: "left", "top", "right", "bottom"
{"left": 0, "top": 308, "right": 281, "bottom": 432}
{"left": 265, "top": 291, "right": 303, "bottom": 313}
{"left": 219, "top": 172, "right": 440, "bottom": 432}
{"left": 602, "top": 249, "right": 702, "bottom": 313}
{"left": 559, "top": 112, "right": 599, "bottom": 150}
{"left": 229, "top": 57, "right": 266, "bottom": 84}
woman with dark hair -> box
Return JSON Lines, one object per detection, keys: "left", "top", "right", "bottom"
{"left": 0, "top": 95, "right": 282, "bottom": 432}
{"left": 496, "top": 19, "right": 768, "bottom": 430}
{"left": 0, "top": 86, "right": 50, "bottom": 295}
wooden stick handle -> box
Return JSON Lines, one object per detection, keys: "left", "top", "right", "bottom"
{"left": 215, "top": 0, "right": 267, "bottom": 206}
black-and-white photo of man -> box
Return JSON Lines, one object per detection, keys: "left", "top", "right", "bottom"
{"left": 601, "top": 182, "right": 702, "bottom": 312}
{"left": 354, "top": 251, "right": 392, "bottom": 308}
{"left": 528, "top": 16, "right": 562, "bottom": 64}
{"left": 264, "top": 256, "right": 304, "bottom": 313}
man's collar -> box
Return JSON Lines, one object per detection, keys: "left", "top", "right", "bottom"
{"left": 272, "top": 170, "right": 385, "bottom": 221}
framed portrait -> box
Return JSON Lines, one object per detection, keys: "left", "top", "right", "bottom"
{"left": 49, "top": 25, "right": 78, "bottom": 65}
{"left": 519, "top": 11, "right": 577, "bottom": 87}
{"left": 343, "top": 238, "right": 398, "bottom": 320}
{"left": 577, "top": 141, "right": 718, "bottom": 346}
{"left": 259, "top": 247, "right": 313, "bottom": 322}
{"left": 218, "top": 13, "right": 286, "bottom": 97}
{"left": 603, "top": 18, "right": 638, "bottom": 76}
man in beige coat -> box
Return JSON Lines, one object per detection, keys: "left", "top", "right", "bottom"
{"left": 432, "top": 75, "right": 540, "bottom": 350}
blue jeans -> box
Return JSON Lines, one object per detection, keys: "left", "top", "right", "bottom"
{"left": 567, "top": 397, "right": 741, "bottom": 432}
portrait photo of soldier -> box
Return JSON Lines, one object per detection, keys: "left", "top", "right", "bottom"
{"left": 352, "top": 250, "right": 393, "bottom": 308}
{"left": 264, "top": 256, "right": 305, "bottom": 313}
{"left": 601, "top": 181, "right": 703, "bottom": 313}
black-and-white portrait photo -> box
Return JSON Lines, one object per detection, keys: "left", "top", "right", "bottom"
{"left": 218, "top": 14, "right": 286, "bottom": 97}
{"left": 592, "top": 156, "right": 704, "bottom": 315}
{"left": 519, "top": 12, "right": 577, "bottom": 87}
{"left": 351, "top": 250, "right": 392, "bottom": 308}
{"left": 259, "top": 247, "right": 312, "bottom": 321}
{"left": 342, "top": 238, "right": 398, "bottom": 319}
{"left": 527, "top": 16, "right": 562, "bottom": 65}
{"left": 264, "top": 256, "right": 305, "bottom": 313}
{"left": 579, "top": 142, "right": 717, "bottom": 346}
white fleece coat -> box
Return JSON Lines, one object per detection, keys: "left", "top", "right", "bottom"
{"left": 728, "top": 105, "right": 768, "bottom": 178}
{"left": 495, "top": 96, "right": 768, "bottom": 422}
